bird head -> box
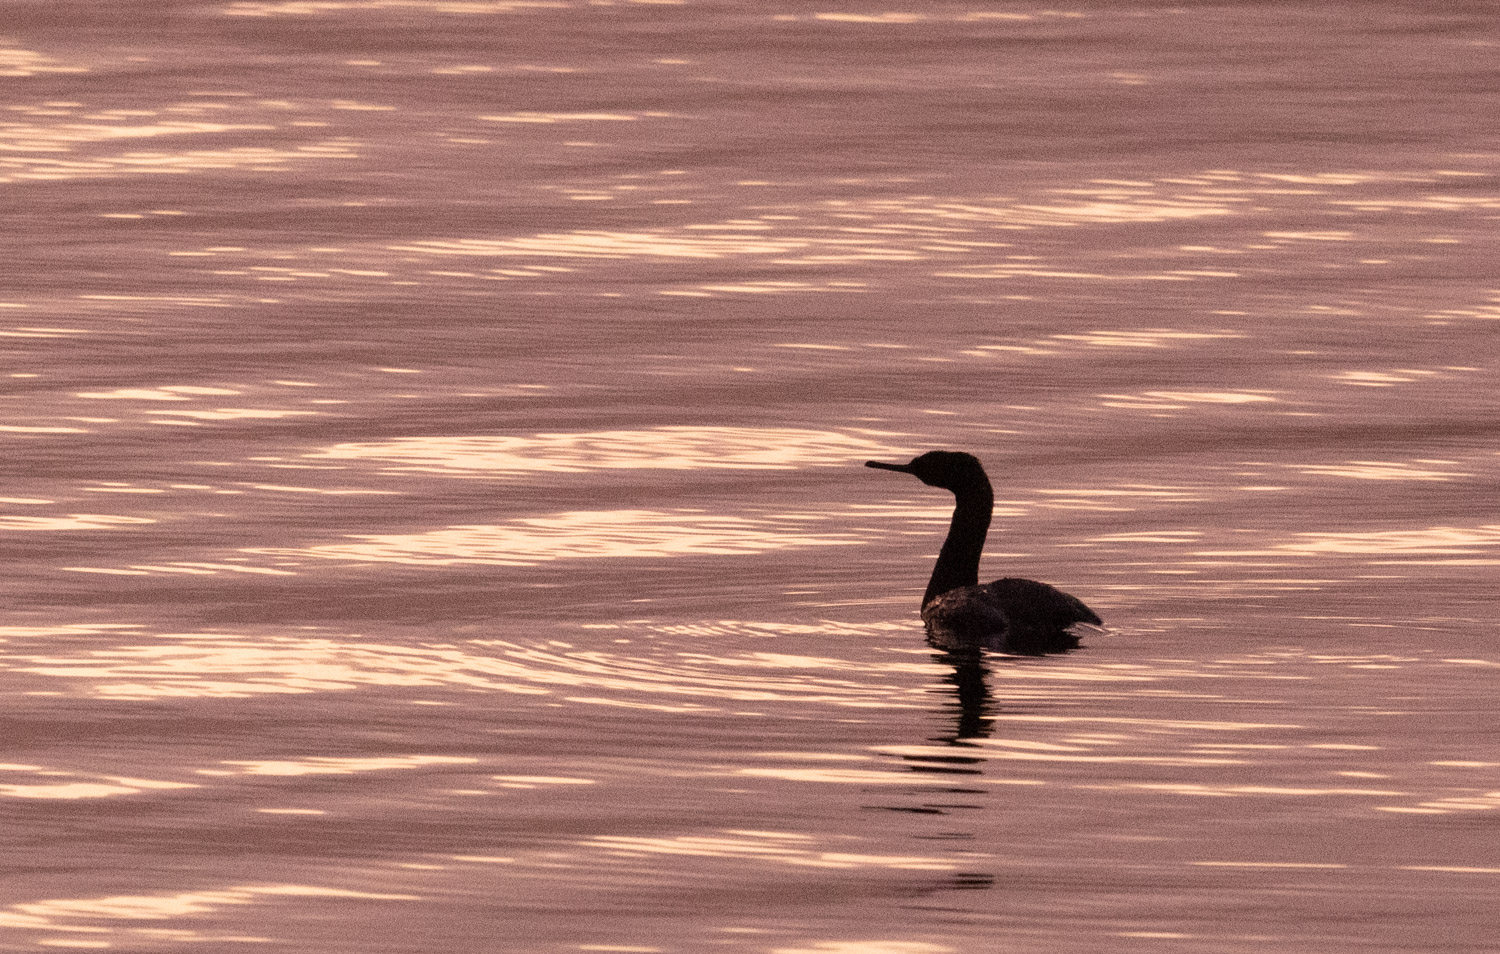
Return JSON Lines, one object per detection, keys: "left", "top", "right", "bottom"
{"left": 865, "top": 451, "right": 989, "bottom": 492}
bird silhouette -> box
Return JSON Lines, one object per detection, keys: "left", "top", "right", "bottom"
{"left": 866, "top": 451, "right": 1101, "bottom": 655}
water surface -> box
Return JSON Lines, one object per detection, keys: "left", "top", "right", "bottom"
{"left": 3, "top": 2, "right": 1498, "bottom": 951}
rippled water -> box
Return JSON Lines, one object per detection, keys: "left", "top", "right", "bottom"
{"left": 4, "top": 2, "right": 1499, "bottom": 952}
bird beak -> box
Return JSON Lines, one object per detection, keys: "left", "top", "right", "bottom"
{"left": 865, "top": 460, "right": 911, "bottom": 473}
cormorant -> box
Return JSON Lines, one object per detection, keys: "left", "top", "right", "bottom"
{"left": 866, "top": 450, "right": 1102, "bottom": 654}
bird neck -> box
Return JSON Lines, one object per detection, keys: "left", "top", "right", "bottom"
{"left": 922, "top": 479, "right": 993, "bottom": 608}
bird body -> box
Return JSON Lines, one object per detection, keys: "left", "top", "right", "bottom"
{"left": 922, "top": 577, "right": 1100, "bottom": 654}
{"left": 866, "top": 451, "right": 1101, "bottom": 654}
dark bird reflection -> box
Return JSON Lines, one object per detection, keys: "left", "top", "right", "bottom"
{"left": 892, "top": 651, "right": 996, "bottom": 786}
{"left": 931, "top": 648, "right": 997, "bottom": 743}
{"left": 871, "top": 651, "right": 1000, "bottom": 896}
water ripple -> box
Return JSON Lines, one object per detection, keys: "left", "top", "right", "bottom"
{"left": 247, "top": 508, "right": 865, "bottom": 566}
{"left": 2, "top": 623, "right": 928, "bottom": 708}
{"left": 313, "top": 426, "right": 896, "bottom": 475}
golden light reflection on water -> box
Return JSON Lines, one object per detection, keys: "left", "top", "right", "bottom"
{"left": 62, "top": 563, "right": 297, "bottom": 578}
{"left": 0, "top": 48, "right": 88, "bottom": 78}
{"left": 1, "top": 138, "right": 359, "bottom": 184}
{"left": 480, "top": 111, "right": 660, "bottom": 124}
{"left": 771, "top": 944, "right": 955, "bottom": 954}
{"left": 0, "top": 884, "right": 417, "bottom": 938}
{"left": 314, "top": 427, "right": 895, "bottom": 475}
{"left": 0, "top": 766, "right": 197, "bottom": 800}
{"left": 1332, "top": 367, "right": 1479, "bottom": 388}
{"left": 1031, "top": 486, "right": 1206, "bottom": 512}
{"left": 1199, "top": 524, "right": 1500, "bottom": 558}
{"left": 1050, "top": 328, "right": 1244, "bottom": 349}
{"left": 20, "top": 156, "right": 1472, "bottom": 312}
{"left": 368, "top": 168, "right": 1428, "bottom": 296}
{"left": 249, "top": 508, "right": 865, "bottom": 566}
{"left": 198, "top": 756, "right": 477, "bottom": 777}
{"left": 0, "top": 514, "right": 155, "bottom": 531}
{"left": 75, "top": 386, "right": 240, "bottom": 401}
{"left": 223, "top": 0, "right": 570, "bottom": 14}
{"left": 1098, "top": 390, "right": 1279, "bottom": 411}
{"left": 17, "top": 381, "right": 333, "bottom": 432}
{"left": 2, "top": 96, "right": 361, "bottom": 184}
{"left": 1429, "top": 293, "right": 1500, "bottom": 321}
{"left": 386, "top": 185, "right": 1256, "bottom": 286}
{"left": 491, "top": 774, "right": 595, "bottom": 787}
{"left": 4, "top": 119, "right": 275, "bottom": 147}
{"left": 1294, "top": 460, "right": 1472, "bottom": 481}
{"left": 8, "top": 630, "right": 536, "bottom": 699}
{"left": 392, "top": 230, "right": 824, "bottom": 261}
{"left": 584, "top": 830, "right": 956, "bottom": 872}
{"left": 3, "top": 621, "right": 930, "bottom": 708}
{"left": 0, "top": 325, "right": 90, "bottom": 339}
{"left": 1092, "top": 782, "right": 1404, "bottom": 797}
{"left": 0, "top": 824, "right": 980, "bottom": 943}
{"left": 2, "top": 377, "right": 410, "bottom": 440}
{"left": 809, "top": 9, "right": 1080, "bottom": 24}
{"left": 739, "top": 766, "right": 969, "bottom": 786}
{"left": 934, "top": 264, "right": 1239, "bottom": 282}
